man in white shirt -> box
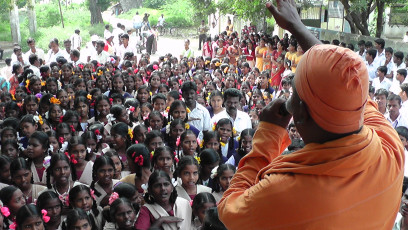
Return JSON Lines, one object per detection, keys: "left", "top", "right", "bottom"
{"left": 210, "top": 21, "right": 218, "bottom": 40}
{"left": 365, "top": 49, "right": 378, "bottom": 82}
{"left": 70, "top": 29, "right": 82, "bottom": 51}
{"left": 385, "top": 94, "right": 408, "bottom": 129}
{"left": 211, "top": 88, "right": 252, "bottom": 135}
{"left": 157, "top": 14, "right": 165, "bottom": 27}
{"left": 393, "top": 52, "right": 406, "bottom": 80}
{"left": 355, "top": 40, "right": 366, "bottom": 62}
{"left": 180, "top": 39, "right": 194, "bottom": 59}
{"left": 91, "top": 40, "right": 110, "bottom": 64}
{"left": 133, "top": 12, "right": 142, "bottom": 35}
{"left": 25, "top": 38, "right": 45, "bottom": 63}
{"left": 380, "top": 47, "right": 394, "bottom": 79}
{"left": 181, "top": 81, "right": 211, "bottom": 132}
{"left": 12, "top": 46, "right": 30, "bottom": 67}
{"left": 372, "top": 66, "right": 392, "bottom": 92}
{"left": 104, "top": 24, "right": 111, "bottom": 41}
{"left": 374, "top": 38, "right": 386, "bottom": 66}
{"left": 112, "top": 23, "right": 124, "bottom": 48}
{"left": 46, "top": 38, "right": 69, "bottom": 64}
{"left": 69, "top": 49, "right": 82, "bottom": 67}
{"left": 28, "top": 54, "right": 41, "bottom": 77}
{"left": 117, "top": 34, "right": 137, "bottom": 61}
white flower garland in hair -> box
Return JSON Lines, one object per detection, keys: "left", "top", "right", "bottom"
{"left": 210, "top": 166, "right": 219, "bottom": 179}
{"left": 106, "top": 114, "right": 116, "bottom": 123}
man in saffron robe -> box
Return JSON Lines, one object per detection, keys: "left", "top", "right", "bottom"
{"left": 218, "top": 0, "right": 404, "bottom": 229}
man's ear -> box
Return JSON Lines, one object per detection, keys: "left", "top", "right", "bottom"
{"left": 295, "top": 100, "right": 310, "bottom": 125}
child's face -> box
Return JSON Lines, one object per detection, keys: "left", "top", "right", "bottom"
{"left": 0, "top": 162, "right": 10, "bottom": 184}
{"left": 42, "top": 198, "right": 62, "bottom": 223}
{"left": 170, "top": 124, "right": 185, "bottom": 140}
{"left": 150, "top": 177, "right": 173, "bottom": 205}
{"left": 399, "top": 135, "right": 408, "bottom": 150}
{"left": 218, "top": 124, "right": 232, "bottom": 143}
{"left": 182, "top": 134, "right": 198, "bottom": 156}
{"left": 241, "top": 135, "right": 253, "bottom": 153}
{"left": 26, "top": 137, "right": 45, "bottom": 159}
{"left": 73, "top": 190, "right": 93, "bottom": 212}
{"left": 50, "top": 106, "right": 63, "bottom": 123}
{"left": 219, "top": 169, "right": 235, "bottom": 191}
{"left": 2, "top": 143, "right": 18, "bottom": 159}
{"left": 97, "top": 164, "right": 115, "bottom": 185}
{"left": 52, "top": 160, "right": 71, "bottom": 185}
{"left": 58, "top": 127, "right": 72, "bottom": 143}
{"left": 137, "top": 89, "right": 149, "bottom": 104}
{"left": 153, "top": 99, "right": 166, "bottom": 112}
{"left": 9, "top": 189, "right": 26, "bottom": 214}
{"left": 249, "top": 111, "right": 259, "bottom": 122}
{"left": 385, "top": 51, "right": 392, "bottom": 61}
{"left": 134, "top": 127, "right": 147, "bottom": 143}
{"left": 25, "top": 100, "right": 39, "bottom": 115}
{"left": 72, "top": 219, "right": 92, "bottom": 230}
{"left": 58, "top": 91, "right": 69, "bottom": 108}
{"left": 114, "top": 203, "right": 136, "bottom": 229}
{"left": 196, "top": 202, "right": 216, "bottom": 223}
{"left": 12, "top": 169, "right": 32, "bottom": 191}
{"left": 205, "top": 138, "right": 220, "bottom": 151}
{"left": 2, "top": 130, "right": 16, "bottom": 142}
{"left": 62, "top": 67, "right": 72, "bottom": 78}
{"left": 41, "top": 123, "right": 51, "bottom": 133}
{"left": 149, "top": 115, "right": 163, "bottom": 131}
{"left": 166, "top": 96, "right": 175, "bottom": 108}
{"left": 49, "top": 137, "right": 59, "bottom": 154}
{"left": 180, "top": 164, "right": 198, "bottom": 189}
{"left": 75, "top": 82, "right": 86, "bottom": 92}
{"left": 150, "top": 76, "right": 160, "bottom": 88}
{"left": 76, "top": 102, "right": 89, "bottom": 118}
{"left": 210, "top": 96, "right": 223, "bottom": 110}
{"left": 113, "top": 77, "right": 124, "bottom": 91}
{"left": 148, "top": 137, "right": 164, "bottom": 152}
{"left": 71, "top": 144, "right": 87, "bottom": 165}
{"left": 117, "top": 109, "right": 130, "bottom": 124}
{"left": 111, "top": 131, "right": 126, "bottom": 150}
{"left": 155, "top": 150, "right": 173, "bottom": 174}
{"left": 171, "top": 106, "right": 187, "bottom": 120}
{"left": 201, "top": 161, "right": 219, "bottom": 179}
{"left": 86, "top": 139, "right": 97, "bottom": 153}
{"left": 111, "top": 156, "right": 122, "bottom": 175}
{"left": 21, "top": 122, "right": 37, "bottom": 137}
{"left": 97, "top": 99, "right": 110, "bottom": 116}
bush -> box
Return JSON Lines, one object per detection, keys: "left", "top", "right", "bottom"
{"left": 35, "top": 3, "right": 61, "bottom": 28}
{"left": 143, "top": 0, "right": 166, "bottom": 9}
{"left": 0, "top": 13, "right": 11, "bottom": 41}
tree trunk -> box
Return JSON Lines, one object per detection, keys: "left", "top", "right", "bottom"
{"left": 375, "top": 0, "right": 385, "bottom": 38}
{"left": 9, "top": 0, "right": 21, "bottom": 44}
{"left": 339, "top": 0, "right": 371, "bottom": 35}
{"left": 89, "top": 0, "right": 103, "bottom": 25}
{"left": 344, "top": 13, "right": 358, "bottom": 34}
{"left": 27, "top": 0, "right": 37, "bottom": 35}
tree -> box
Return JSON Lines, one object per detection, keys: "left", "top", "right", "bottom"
{"left": 9, "top": 0, "right": 21, "bottom": 44}
{"left": 88, "top": 0, "right": 103, "bottom": 24}
{"left": 27, "top": 0, "right": 37, "bottom": 35}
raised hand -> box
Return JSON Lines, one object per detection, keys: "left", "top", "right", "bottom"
{"left": 266, "top": 0, "right": 301, "bottom": 32}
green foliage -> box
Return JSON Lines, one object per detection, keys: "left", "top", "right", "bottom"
{"left": 118, "top": 7, "right": 160, "bottom": 26}
{"left": 143, "top": 0, "right": 166, "bottom": 9}
{"left": 217, "top": 0, "right": 268, "bottom": 22}
{"left": 0, "top": 13, "right": 11, "bottom": 41}
{"left": 35, "top": 2, "right": 61, "bottom": 27}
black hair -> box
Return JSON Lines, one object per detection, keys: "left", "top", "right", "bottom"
{"left": 68, "top": 185, "right": 99, "bottom": 229}
{"left": 237, "top": 128, "right": 255, "bottom": 156}
{"left": 163, "top": 119, "right": 185, "bottom": 150}
{"left": 144, "top": 130, "right": 163, "bottom": 150}
{"left": 145, "top": 110, "right": 166, "bottom": 130}
{"left": 168, "top": 100, "right": 188, "bottom": 123}
{"left": 202, "top": 207, "right": 227, "bottom": 230}
{"left": 0, "top": 185, "right": 19, "bottom": 207}
{"left": 367, "top": 48, "right": 377, "bottom": 59}
{"left": 113, "top": 182, "right": 137, "bottom": 201}
{"left": 36, "top": 191, "right": 63, "bottom": 213}
{"left": 111, "top": 122, "right": 132, "bottom": 149}
{"left": 176, "top": 155, "right": 199, "bottom": 178}
{"left": 16, "top": 204, "right": 44, "bottom": 229}
{"left": 152, "top": 146, "right": 175, "bottom": 170}
{"left": 181, "top": 81, "right": 197, "bottom": 93}
{"left": 10, "top": 157, "right": 34, "bottom": 185}
{"left": 395, "top": 51, "right": 404, "bottom": 61}
{"left": 223, "top": 88, "right": 242, "bottom": 101}
{"left": 106, "top": 198, "right": 135, "bottom": 223}
{"left": 94, "top": 95, "right": 110, "bottom": 121}
{"left": 211, "top": 163, "right": 236, "bottom": 193}
{"left": 152, "top": 93, "right": 166, "bottom": 105}
{"left": 216, "top": 118, "right": 235, "bottom": 153}
{"left": 90, "top": 155, "right": 116, "bottom": 197}
{"left": 374, "top": 88, "right": 389, "bottom": 97}
{"left": 192, "top": 192, "right": 216, "bottom": 220}
{"left": 397, "top": 69, "right": 407, "bottom": 78}
{"left": 396, "top": 126, "right": 408, "bottom": 140}
{"left": 126, "top": 144, "right": 151, "bottom": 178}
{"left": 0, "top": 155, "right": 11, "bottom": 183}
{"left": 385, "top": 47, "right": 393, "bottom": 54}
{"left": 377, "top": 66, "right": 387, "bottom": 75}
{"left": 374, "top": 38, "right": 385, "bottom": 49}
{"left": 61, "top": 208, "right": 91, "bottom": 230}
{"left": 144, "top": 170, "right": 178, "bottom": 205}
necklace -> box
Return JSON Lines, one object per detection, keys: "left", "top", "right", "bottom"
{"left": 54, "top": 181, "right": 71, "bottom": 196}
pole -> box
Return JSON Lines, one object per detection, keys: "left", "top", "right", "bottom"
{"left": 58, "top": 0, "right": 64, "bottom": 28}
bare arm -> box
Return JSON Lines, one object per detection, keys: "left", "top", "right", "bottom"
{"left": 266, "top": 0, "right": 321, "bottom": 51}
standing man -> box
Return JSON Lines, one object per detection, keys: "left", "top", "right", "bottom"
{"left": 385, "top": 94, "right": 408, "bottom": 129}
{"left": 133, "top": 12, "right": 142, "bottom": 35}
{"left": 198, "top": 20, "right": 208, "bottom": 51}
{"left": 157, "top": 14, "right": 165, "bottom": 30}
{"left": 218, "top": 1, "right": 404, "bottom": 229}
{"left": 25, "top": 38, "right": 45, "bottom": 63}
{"left": 70, "top": 29, "right": 82, "bottom": 51}
{"left": 117, "top": 34, "right": 137, "bottom": 61}
{"left": 46, "top": 38, "right": 69, "bottom": 64}
{"left": 91, "top": 40, "right": 110, "bottom": 64}
{"left": 210, "top": 21, "right": 217, "bottom": 40}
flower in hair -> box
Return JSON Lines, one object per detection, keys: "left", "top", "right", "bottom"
{"left": 70, "top": 125, "right": 76, "bottom": 133}
{"left": 70, "top": 154, "right": 78, "bottom": 164}
{"left": 128, "top": 128, "right": 133, "bottom": 139}
{"left": 176, "top": 136, "right": 181, "bottom": 147}
{"left": 50, "top": 97, "right": 61, "bottom": 105}
{"left": 97, "top": 70, "right": 103, "bottom": 76}
{"left": 43, "top": 155, "right": 52, "bottom": 169}
{"left": 135, "top": 140, "right": 139, "bottom": 144}
{"left": 212, "top": 122, "right": 217, "bottom": 131}
{"left": 220, "top": 141, "right": 226, "bottom": 147}
{"left": 141, "top": 184, "right": 148, "bottom": 192}
{"left": 210, "top": 166, "right": 219, "bottom": 179}
{"left": 1, "top": 206, "right": 10, "bottom": 217}
{"left": 87, "top": 94, "right": 92, "bottom": 100}
{"left": 109, "top": 192, "right": 119, "bottom": 205}
{"left": 41, "top": 209, "right": 50, "bottom": 223}
{"left": 232, "top": 127, "right": 237, "bottom": 136}
{"left": 59, "top": 137, "right": 65, "bottom": 144}
{"left": 153, "top": 64, "right": 159, "bottom": 70}
{"left": 38, "top": 115, "right": 44, "bottom": 125}
{"left": 129, "top": 106, "right": 135, "bottom": 112}
{"left": 150, "top": 151, "right": 154, "bottom": 160}
{"left": 149, "top": 91, "right": 152, "bottom": 96}
{"left": 215, "top": 62, "right": 221, "bottom": 67}
{"left": 59, "top": 115, "right": 64, "bottom": 123}
{"left": 194, "top": 156, "right": 201, "bottom": 165}
{"left": 134, "top": 155, "right": 144, "bottom": 166}
{"left": 174, "top": 156, "right": 179, "bottom": 163}
{"left": 185, "top": 123, "right": 190, "bottom": 130}
{"left": 199, "top": 141, "right": 204, "bottom": 149}
{"left": 186, "top": 107, "right": 191, "bottom": 113}
{"left": 90, "top": 189, "right": 96, "bottom": 200}
{"left": 9, "top": 221, "right": 16, "bottom": 229}
{"left": 109, "top": 98, "right": 113, "bottom": 104}
{"left": 41, "top": 81, "right": 46, "bottom": 86}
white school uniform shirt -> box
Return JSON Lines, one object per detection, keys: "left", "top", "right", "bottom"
{"left": 46, "top": 48, "right": 69, "bottom": 64}
{"left": 91, "top": 50, "right": 111, "bottom": 64}
{"left": 380, "top": 59, "right": 395, "bottom": 75}
{"left": 70, "top": 33, "right": 82, "bottom": 50}
{"left": 77, "top": 161, "right": 94, "bottom": 185}
{"left": 390, "top": 77, "right": 408, "bottom": 96}
{"left": 117, "top": 44, "right": 137, "bottom": 60}
{"left": 365, "top": 61, "right": 378, "bottom": 82}
{"left": 211, "top": 109, "right": 252, "bottom": 135}
{"left": 25, "top": 48, "right": 45, "bottom": 61}
{"left": 374, "top": 50, "right": 386, "bottom": 67}
{"left": 188, "top": 102, "right": 211, "bottom": 132}
{"left": 356, "top": 50, "right": 366, "bottom": 62}
{"left": 372, "top": 77, "right": 392, "bottom": 92}
{"left": 385, "top": 112, "right": 408, "bottom": 129}
{"left": 29, "top": 65, "right": 41, "bottom": 77}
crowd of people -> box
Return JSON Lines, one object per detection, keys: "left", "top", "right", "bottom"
{"left": 0, "top": 1, "right": 406, "bottom": 228}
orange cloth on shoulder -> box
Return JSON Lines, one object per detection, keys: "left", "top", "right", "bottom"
{"left": 294, "top": 45, "right": 369, "bottom": 134}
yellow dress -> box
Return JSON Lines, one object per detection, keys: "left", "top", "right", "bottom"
{"left": 291, "top": 53, "right": 303, "bottom": 73}
{"left": 255, "top": 46, "right": 267, "bottom": 71}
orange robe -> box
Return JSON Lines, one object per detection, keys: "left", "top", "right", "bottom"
{"left": 218, "top": 100, "right": 404, "bottom": 229}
